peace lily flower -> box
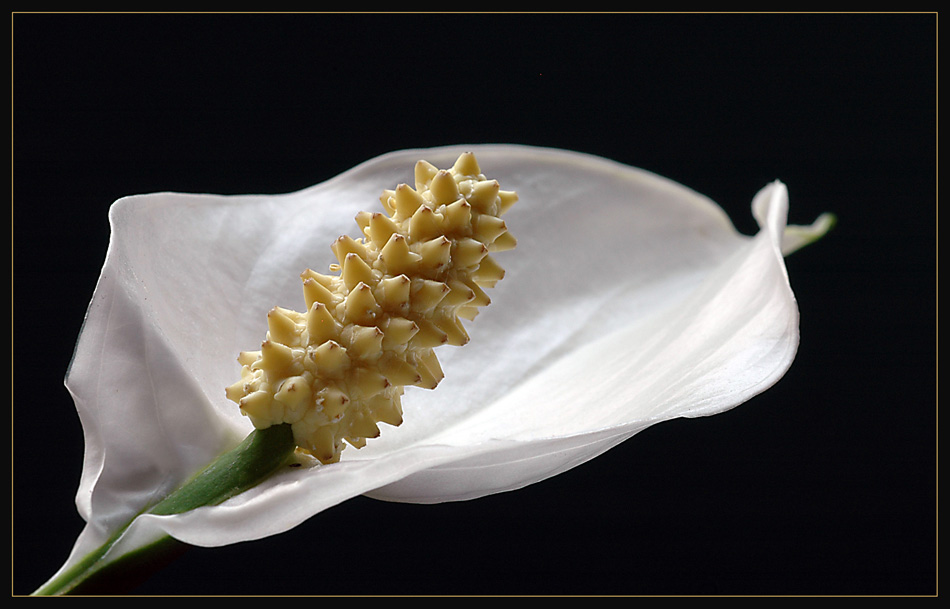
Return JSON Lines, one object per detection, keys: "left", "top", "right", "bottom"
{"left": 35, "top": 144, "right": 831, "bottom": 594}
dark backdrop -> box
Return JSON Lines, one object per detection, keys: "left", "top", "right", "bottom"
{"left": 13, "top": 13, "right": 936, "bottom": 596}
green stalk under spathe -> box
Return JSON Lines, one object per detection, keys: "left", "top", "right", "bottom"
{"left": 33, "top": 423, "right": 297, "bottom": 596}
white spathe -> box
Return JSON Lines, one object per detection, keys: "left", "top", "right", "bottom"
{"left": 53, "top": 144, "right": 829, "bottom": 576}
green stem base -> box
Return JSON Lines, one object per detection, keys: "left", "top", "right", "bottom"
{"left": 33, "top": 424, "right": 297, "bottom": 596}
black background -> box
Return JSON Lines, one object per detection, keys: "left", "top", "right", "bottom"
{"left": 13, "top": 13, "right": 936, "bottom": 596}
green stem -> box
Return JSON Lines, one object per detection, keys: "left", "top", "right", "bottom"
{"left": 32, "top": 424, "right": 297, "bottom": 596}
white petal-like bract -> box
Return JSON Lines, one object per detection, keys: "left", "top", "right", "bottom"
{"left": 51, "top": 145, "right": 824, "bottom": 579}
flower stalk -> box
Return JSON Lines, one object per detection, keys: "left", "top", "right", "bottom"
{"left": 33, "top": 424, "right": 297, "bottom": 595}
